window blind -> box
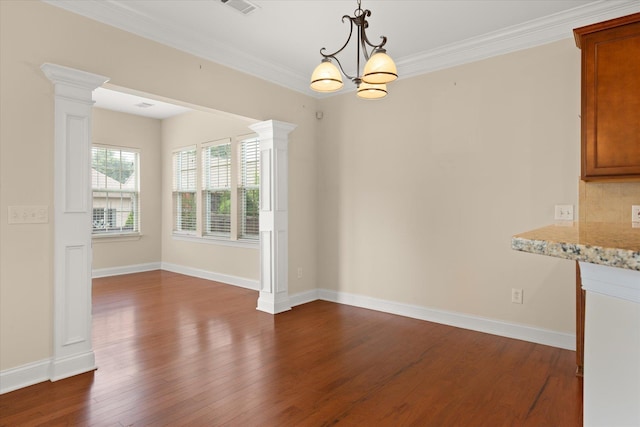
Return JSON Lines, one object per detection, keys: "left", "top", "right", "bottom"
{"left": 172, "top": 148, "right": 197, "bottom": 232}
{"left": 239, "top": 137, "right": 259, "bottom": 239}
{"left": 202, "top": 142, "right": 231, "bottom": 236}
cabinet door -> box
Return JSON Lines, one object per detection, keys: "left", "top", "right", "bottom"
{"left": 581, "top": 20, "right": 640, "bottom": 179}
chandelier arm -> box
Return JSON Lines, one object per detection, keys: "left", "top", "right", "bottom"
{"left": 364, "top": 34, "right": 387, "bottom": 50}
{"left": 354, "top": 8, "right": 387, "bottom": 60}
{"left": 319, "top": 15, "right": 357, "bottom": 60}
{"left": 326, "top": 55, "right": 357, "bottom": 81}
{"left": 360, "top": 28, "right": 388, "bottom": 55}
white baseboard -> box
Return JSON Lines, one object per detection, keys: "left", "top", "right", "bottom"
{"left": 161, "top": 262, "right": 259, "bottom": 291}
{"left": 289, "top": 288, "right": 575, "bottom": 351}
{"left": 49, "top": 351, "right": 96, "bottom": 382}
{"left": 1, "top": 352, "right": 98, "bottom": 395}
{"left": 92, "top": 262, "right": 161, "bottom": 278}
{"left": 289, "top": 289, "right": 319, "bottom": 307}
{"left": 92, "top": 262, "right": 258, "bottom": 291}
{"left": 0, "top": 359, "right": 50, "bottom": 395}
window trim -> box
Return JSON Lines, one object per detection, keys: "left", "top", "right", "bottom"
{"left": 171, "top": 233, "right": 258, "bottom": 248}
{"left": 93, "top": 233, "right": 142, "bottom": 242}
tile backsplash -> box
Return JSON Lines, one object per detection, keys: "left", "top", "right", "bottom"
{"left": 579, "top": 181, "right": 640, "bottom": 223}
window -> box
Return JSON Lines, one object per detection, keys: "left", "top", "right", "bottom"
{"left": 91, "top": 146, "right": 139, "bottom": 234}
{"left": 172, "top": 147, "right": 197, "bottom": 233}
{"left": 239, "top": 137, "right": 259, "bottom": 240}
{"left": 172, "top": 135, "right": 259, "bottom": 244}
{"left": 203, "top": 142, "right": 231, "bottom": 237}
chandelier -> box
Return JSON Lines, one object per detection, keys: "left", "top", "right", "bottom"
{"left": 310, "top": 0, "right": 398, "bottom": 99}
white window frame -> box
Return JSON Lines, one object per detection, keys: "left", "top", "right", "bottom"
{"left": 91, "top": 144, "right": 140, "bottom": 238}
{"left": 172, "top": 146, "right": 198, "bottom": 235}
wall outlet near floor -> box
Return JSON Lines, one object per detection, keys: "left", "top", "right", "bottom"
{"left": 632, "top": 205, "right": 640, "bottom": 223}
{"left": 511, "top": 288, "right": 523, "bottom": 304}
{"left": 297, "top": 267, "right": 303, "bottom": 279}
{"left": 554, "top": 205, "right": 574, "bottom": 221}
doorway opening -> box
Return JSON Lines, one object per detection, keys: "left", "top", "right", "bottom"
{"left": 90, "top": 85, "right": 262, "bottom": 288}
{"left": 44, "top": 63, "right": 295, "bottom": 382}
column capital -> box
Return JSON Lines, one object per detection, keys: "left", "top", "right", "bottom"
{"left": 249, "top": 120, "right": 297, "bottom": 139}
{"left": 41, "top": 63, "right": 109, "bottom": 104}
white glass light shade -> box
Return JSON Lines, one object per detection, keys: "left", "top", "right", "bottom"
{"left": 357, "top": 82, "right": 387, "bottom": 100}
{"left": 362, "top": 50, "right": 398, "bottom": 84}
{"left": 310, "top": 60, "right": 344, "bottom": 92}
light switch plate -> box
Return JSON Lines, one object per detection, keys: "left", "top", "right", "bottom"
{"left": 554, "top": 205, "right": 574, "bottom": 221}
{"left": 632, "top": 205, "right": 640, "bottom": 223}
{"left": 8, "top": 206, "right": 49, "bottom": 224}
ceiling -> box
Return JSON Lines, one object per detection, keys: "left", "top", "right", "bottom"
{"left": 46, "top": 0, "right": 639, "bottom": 101}
{"left": 93, "top": 87, "right": 192, "bottom": 119}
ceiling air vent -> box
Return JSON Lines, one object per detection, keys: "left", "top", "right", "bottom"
{"left": 220, "top": 0, "right": 259, "bottom": 15}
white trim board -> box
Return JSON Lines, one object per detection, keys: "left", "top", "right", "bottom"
{"left": 290, "top": 288, "right": 575, "bottom": 351}
{"left": 0, "top": 359, "right": 51, "bottom": 395}
{"left": 92, "top": 262, "right": 161, "bottom": 278}
{"left": 92, "top": 262, "right": 259, "bottom": 291}
{"left": 160, "top": 262, "right": 260, "bottom": 291}
{"left": 579, "top": 262, "right": 640, "bottom": 304}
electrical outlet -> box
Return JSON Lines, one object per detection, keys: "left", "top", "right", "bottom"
{"left": 632, "top": 205, "right": 640, "bottom": 223}
{"left": 554, "top": 205, "right": 574, "bottom": 221}
{"left": 297, "top": 267, "right": 303, "bottom": 279}
{"left": 511, "top": 288, "right": 523, "bottom": 304}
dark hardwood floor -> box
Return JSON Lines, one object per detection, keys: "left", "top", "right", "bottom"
{"left": 0, "top": 270, "right": 582, "bottom": 426}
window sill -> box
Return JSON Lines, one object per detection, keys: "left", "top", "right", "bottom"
{"left": 172, "top": 233, "right": 259, "bottom": 249}
{"left": 92, "top": 233, "right": 142, "bottom": 243}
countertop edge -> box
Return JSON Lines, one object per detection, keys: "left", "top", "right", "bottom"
{"left": 511, "top": 235, "right": 640, "bottom": 272}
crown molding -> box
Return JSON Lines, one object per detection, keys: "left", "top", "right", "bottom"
{"left": 43, "top": 0, "right": 640, "bottom": 98}
{"left": 396, "top": 0, "right": 640, "bottom": 80}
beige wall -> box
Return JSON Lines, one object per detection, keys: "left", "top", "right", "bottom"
{"left": 1, "top": 0, "right": 589, "bottom": 374}
{"left": 92, "top": 108, "right": 162, "bottom": 270}
{"left": 579, "top": 181, "right": 640, "bottom": 223}
{"left": 317, "top": 39, "right": 581, "bottom": 333}
{"left": 0, "top": 1, "right": 317, "bottom": 371}
{"left": 161, "top": 110, "right": 260, "bottom": 279}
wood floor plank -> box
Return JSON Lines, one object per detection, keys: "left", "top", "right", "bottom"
{"left": 0, "top": 271, "right": 582, "bottom": 426}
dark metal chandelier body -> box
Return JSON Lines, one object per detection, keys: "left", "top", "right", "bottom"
{"left": 310, "top": 0, "right": 398, "bottom": 99}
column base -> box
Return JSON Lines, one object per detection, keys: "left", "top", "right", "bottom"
{"left": 49, "top": 350, "right": 96, "bottom": 381}
{"left": 256, "top": 291, "right": 292, "bottom": 314}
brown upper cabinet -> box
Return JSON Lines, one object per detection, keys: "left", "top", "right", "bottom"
{"left": 574, "top": 13, "right": 640, "bottom": 181}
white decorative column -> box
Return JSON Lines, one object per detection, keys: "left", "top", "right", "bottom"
{"left": 41, "top": 64, "right": 109, "bottom": 381}
{"left": 249, "top": 120, "right": 297, "bottom": 314}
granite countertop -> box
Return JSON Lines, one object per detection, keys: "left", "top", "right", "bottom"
{"left": 512, "top": 222, "right": 640, "bottom": 271}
